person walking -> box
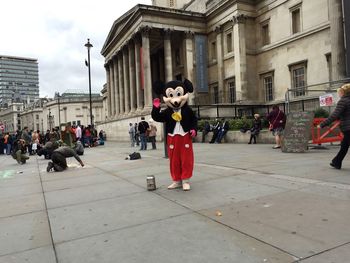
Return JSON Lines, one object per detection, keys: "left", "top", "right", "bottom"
{"left": 248, "top": 114, "right": 262, "bottom": 144}
{"left": 267, "top": 105, "right": 286, "bottom": 149}
{"left": 320, "top": 84, "right": 350, "bottom": 169}
{"left": 148, "top": 119, "right": 157, "bottom": 150}
{"left": 138, "top": 117, "right": 149, "bottom": 150}
{"left": 134, "top": 123, "right": 140, "bottom": 146}
{"left": 128, "top": 123, "right": 136, "bottom": 147}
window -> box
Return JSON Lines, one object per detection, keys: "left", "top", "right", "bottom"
{"left": 263, "top": 75, "right": 274, "bottom": 101}
{"left": 36, "top": 114, "right": 39, "bottom": 120}
{"left": 211, "top": 41, "right": 217, "bottom": 61}
{"left": 169, "top": 0, "right": 175, "bottom": 7}
{"left": 325, "top": 53, "right": 332, "bottom": 82}
{"left": 289, "top": 61, "right": 307, "bottom": 97}
{"left": 175, "top": 48, "right": 181, "bottom": 66}
{"left": 226, "top": 32, "right": 233, "bottom": 53}
{"left": 261, "top": 21, "right": 270, "bottom": 46}
{"left": 212, "top": 86, "right": 219, "bottom": 104}
{"left": 291, "top": 6, "right": 301, "bottom": 34}
{"left": 228, "top": 80, "right": 236, "bottom": 103}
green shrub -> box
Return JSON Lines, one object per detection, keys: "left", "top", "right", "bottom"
{"left": 314, "top": 107, "right": 329, "bottom": 118}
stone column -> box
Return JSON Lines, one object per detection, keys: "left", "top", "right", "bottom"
{"left": 105, "top": 63, "right": 112, "bottom": 117}
{"left": 184, "top": 31, "right": 195, "bottom": 105}
{"left": 113, "top": 55, "right": 120, "bottom": 116}
{"left": 129, "top": 42, "right": 136, "bottom": 112}
{"left": 134, "top": 37, "right": 143, "bottom": 111}
{"left": 233, "top": 14, "right": 248, "bottom": 101}
{"left": 123, "top": 47, "right": 130, "bottom": 114}
{"left": 215, "top": 26, "right": 224, "bottom": 103}
{"left": 109, "top": 59, "right": 115, "bottom": 116}
{"left": 329, "top": 0, "right": 346, "bottom": 81}
{"left": 118, "top": 53, "right": 125, "bottom": 115}
{"left": 141, "top": 26, "right": 153, "bottom": 110}
{"left": 163, "top": 29, "right": 173, "bottom": 82}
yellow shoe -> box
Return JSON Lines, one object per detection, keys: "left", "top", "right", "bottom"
{"left": 182, "top": 182, "right": 191, "bottom": 191}
{"left": 167, "top": 182, "right": 182, "bottom": 189}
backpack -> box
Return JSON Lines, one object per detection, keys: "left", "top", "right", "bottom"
{"left": 129, "top": 152, "right": 141, "bottom": 160}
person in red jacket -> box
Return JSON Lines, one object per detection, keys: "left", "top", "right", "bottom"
{"left": 267, "top": 105, "right": 286, "bottom": 149}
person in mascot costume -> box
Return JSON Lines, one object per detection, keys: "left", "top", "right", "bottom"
{"left": 152, "top": 79, "right": 197, "bottom": 191}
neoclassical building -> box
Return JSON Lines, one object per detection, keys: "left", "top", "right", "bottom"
{"left": 100, "top": 0, "right": 349, "bottom": 140}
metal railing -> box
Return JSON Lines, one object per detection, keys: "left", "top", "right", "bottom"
{"left": 192, "top": 79, "right": 350, "bottom": 119}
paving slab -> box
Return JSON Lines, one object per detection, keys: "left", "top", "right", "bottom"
{"left": 44, "top": 179, "right": 144, "bottom": 209}
{"left": 0, "top": 246, "right": 56, "bottom": 263}
{"left": 234, "top": 173, "right": 311, "bottom": 191}
{"left": 157, "top": 176, "right": 287, "bottom": 211}
{"left": 0, "top": 183, "right": 43, "bottom": 199}
{"left": 0, "top": 193, "right": 45, "bottom": 218}
{"left": 199, "top": 190, "right": 350, "bottom": 259}
{"left": 0, "top": 211, "right": 52, "bottom": 256}
{"left": 55, "top": 213, "right": 295, "bottom": 263}
{"left": 48, "top": 191, "right": 189, "bottom": 243}
{"left": 0, "top": 142, "right": 349, "bottom": 262}
{"left": 300, "top": 243, "right": 350, "bottom": 263}
{"left": 42, "top": 173, "right": 117, "bottom": 192}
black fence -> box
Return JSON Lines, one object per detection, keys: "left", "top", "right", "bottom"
{"left": 193, "top": 79, "right": 350, "bottom": 120}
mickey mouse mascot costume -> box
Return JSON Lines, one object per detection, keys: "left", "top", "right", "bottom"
{"left": 152, "top": 79, "right": 197, "bottom": 191}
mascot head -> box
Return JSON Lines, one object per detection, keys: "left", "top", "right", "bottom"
{"left": 153, "top": 79, "right": 193, "bottom": 110}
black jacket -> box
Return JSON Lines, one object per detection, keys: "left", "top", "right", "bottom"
{"left": 151, "top": 104, "right": 197, "bottom": 134}
{"left": 320, "top": 94, "right": 350, "bottom": 132}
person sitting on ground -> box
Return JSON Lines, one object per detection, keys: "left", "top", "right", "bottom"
{"left": 216, "top": 118, "right": 230, "bottom": 143}
{"left": 11, "top": 139, "right": 29, "bottom": 164}
{"left": 47, "top": 146, "right": 84, "bottom": 172}
{"left": 248, "top": 114, "right": 262, "bottom": 144}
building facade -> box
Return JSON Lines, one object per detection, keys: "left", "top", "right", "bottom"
{"left": 99, "top": 0, "right": 348, "bottom": 140}
{"left": 19, "top": 92, "right": 104, "bottom": 132}
{"left": 0, "top": 102, "right": 24, "bottom": 133}
{"left": 0, "top": 55, "right": 39, "bottom": 108}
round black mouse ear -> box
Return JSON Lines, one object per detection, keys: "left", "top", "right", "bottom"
{"left": 153, "top": 81, "right": 165, "bottom": 95}
{"left": 183, "top": 79, "right": 193, "bottom": 93}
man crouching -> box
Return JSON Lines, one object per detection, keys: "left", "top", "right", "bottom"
{"left": 47, "top": 146, "right": 84, "bottom": 172}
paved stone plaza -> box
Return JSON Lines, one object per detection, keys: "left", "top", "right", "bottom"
{"left": 0, "top": 141, "right": 349, "bottom": 263}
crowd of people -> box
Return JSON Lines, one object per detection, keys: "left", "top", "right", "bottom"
{"left": 128, "top": 118, "right": 158, "bottom": 150}
{"left": 0, "top": 124, "right": 106, "bottom": 169}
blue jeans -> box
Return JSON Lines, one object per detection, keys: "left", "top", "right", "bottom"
{"left": 6, "top": 144, "right": 12, "bottom": 155}
{"left": 140, "top": 133, "right": 147, "bottom": 150}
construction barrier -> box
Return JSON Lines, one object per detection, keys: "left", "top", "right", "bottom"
{"left": 312, "top": 118, "right": 343, "bottom": 144}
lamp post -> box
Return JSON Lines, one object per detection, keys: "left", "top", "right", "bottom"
{"left": 48, "top": 109, "right": 52, "bottom": 130}
{"left": 84, "top": 38, "right": 93, "bottom": 126}
{"left": 56, "top": 92, "right": 61, "bottom": 125}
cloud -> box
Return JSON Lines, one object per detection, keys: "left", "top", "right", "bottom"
{"left": 1, "top": 0, "right": 152, "bottom": 98}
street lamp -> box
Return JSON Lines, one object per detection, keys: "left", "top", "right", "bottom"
{"left": 48, "top": 109, "right": 52, "bottom": 130}
{"left": 56, "top": 92, "right": 61, "bottom": 125}
{"left": 84, "top": 38, "right": 93, "bottom": 126}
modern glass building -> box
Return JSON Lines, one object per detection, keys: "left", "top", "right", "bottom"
{"left": 0, "top": 55, "right": 39, "bottom": 108}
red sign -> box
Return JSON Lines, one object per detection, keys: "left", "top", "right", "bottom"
{"left": 319, "top": 94, "right": 333, "bottom": 107}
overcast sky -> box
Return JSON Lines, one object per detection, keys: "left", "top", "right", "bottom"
{"left": 1, "top": 0, "right": 152, "bottom": 98}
